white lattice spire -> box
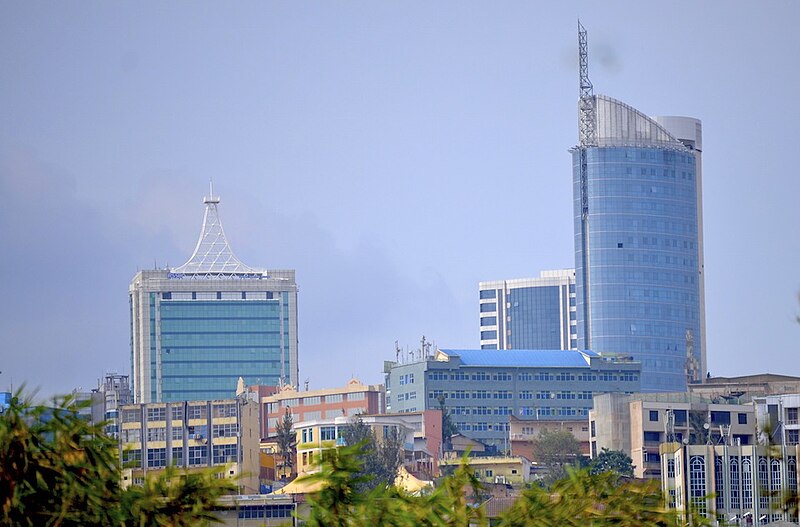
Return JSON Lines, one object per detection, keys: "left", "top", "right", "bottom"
{"left": 171, "top": 183, "right": 261, "bottom": 276}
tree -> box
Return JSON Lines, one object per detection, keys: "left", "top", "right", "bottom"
{"left": 437, "top": 395, "right": 457, "bottom": 452}
{"left": 275, "top": 406, "right": 297, "bottom": 478}
{"left": 588, "top": 448, "right": 634, "bottom": 478}
{"left": 340, "top": 415, "right": 404, "bottom": 492}
{"left": 529, "top": 429, "right": 585, "bottom": 486}
{"left": 0, "top": 389, "right": 236, "bottom": 527}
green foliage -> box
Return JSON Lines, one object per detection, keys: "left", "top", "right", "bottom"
{"left": 275, "top": 406, "right": 297, "bottom": 476}
{"left": 529, "top": 428, "right": 585, "bottom": 486}
{"left": 300, "top": 444, "right": 486, "bottom": 527}
{"left": 588, "top": 448, "right": 635, "bottom": 478}
{"left": 437, "top": 395, "right": 457, "bottom": 451}
{"left": 339, "top": 416, "right": 404, "bottom": 493}
{"left": 0, "top": 389, "right": 237, "bottom": 527}
{"left": 498, "top": 467, "right": 675, "bottom": 527}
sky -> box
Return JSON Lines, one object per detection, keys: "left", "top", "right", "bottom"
{"left": 1, "top": 2, "right": 799, "bottom": 397}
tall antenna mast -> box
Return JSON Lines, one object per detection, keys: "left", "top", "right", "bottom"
{"left": 577, "top": 20, "right": 595, "bottom": 348}
{"left": 578, "top": 20, "right": 596, "bottom": 147}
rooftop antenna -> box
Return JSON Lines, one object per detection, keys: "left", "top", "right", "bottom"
{"left": 577, "top": 20, "right": 595, "bottom": 348}
{"left": 205, "top": 179, "right": 219, "bottom": 204}
{"left": 577, "top": 20, "right": 596, "bottom": 147}
{"left": 395, "top": 340, "right": 401, "bottom": 363}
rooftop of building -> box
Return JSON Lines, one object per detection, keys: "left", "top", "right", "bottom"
{"left": 261, "top": 378, "right": 384, "bottom": 403}
{"left": 698, "top": 373, "right": 800, "bottom": 385}
{"left": 436, "top": 349, "right": 599, "bottom": 368}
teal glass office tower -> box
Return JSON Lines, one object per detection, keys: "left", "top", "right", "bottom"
{"left": 130, "top": 190, "right": 298, "bottom": 403}
{"left": 573, "top": 24, "right": 705, "bottom": 392}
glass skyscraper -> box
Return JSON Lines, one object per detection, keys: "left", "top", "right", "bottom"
{"left": 572, "top": 23, "right": 705, "bottom": 392}
{"left": 479, "top": 270, "right": 577, "bottom": 351}
{"left": 130, "top": 190, "right": 298, "bottom": 403}
{"left": 573, "top": 95, "right": 705, "bottom": 392}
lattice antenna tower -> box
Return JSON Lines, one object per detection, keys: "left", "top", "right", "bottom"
{"left": 578, "top": 20, "right": 596, "bottom": 147}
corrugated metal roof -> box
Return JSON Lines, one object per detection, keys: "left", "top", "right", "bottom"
{"left": 438, "top": 349, "right": 596, "bottom": 368}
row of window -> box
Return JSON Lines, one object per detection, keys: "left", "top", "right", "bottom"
{"left": 270, "top": 392, "right": 364, "bottom": 411}
{"left": 123, "top": 403, "right": 238, "bottom": 424}
{"left": 123, "top": 445, "right": 239, "bottom": 468}
{"left": 427, "top": 371, "right": 635, "bottom": 382}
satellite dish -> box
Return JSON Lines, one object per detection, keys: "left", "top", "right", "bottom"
{"left": 703, "top": 423, "right": 710, "bottom": 430}
{"left": 682, "top": 438, "right": 689, "bottom": 444}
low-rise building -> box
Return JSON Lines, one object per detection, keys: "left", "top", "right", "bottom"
{"left": 590, "top": 393, "right": 757, "bottom": 479}
{"left": 119, "top": 397, "right": 260, "bottom": 493}
{"left": 293, "top": 411, "right": 442, "bottom": 478}
{"left": 386, "top": 348, "right": 641, "bottom": 449}
{"left": 660, "top": 442, "right": 799, "bottom": 526}
{"left": 508, "top": 415, "right": 590, "bottom": 461}
{"left": 689, "top": 374, "right": 800, "bottom": 401}
{"left": 754, "top": 393, "right": 800, "bottom": 447}
{"left": 439, "top": 455, "right": 532, "bottom": 485}
{"left": 260, "top": 379, "right": 384, "bottom": 439}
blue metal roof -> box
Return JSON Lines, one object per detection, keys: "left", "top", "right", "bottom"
{"left": 438, "top": 349, "right": 596, "bottom": 368}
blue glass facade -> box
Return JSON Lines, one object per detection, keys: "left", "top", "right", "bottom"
{"left": 573, "top": 146, "right": 701, "bottom": 392}
{"left": 151, "top": 295, "right": 291, "bottom": 402}
{"left": 507, "top": 285, "right": 563, "bottom": 349}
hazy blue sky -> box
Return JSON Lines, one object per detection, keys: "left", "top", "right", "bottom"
{"left": 1, "top": 2, "right": 798, "bottom": 396}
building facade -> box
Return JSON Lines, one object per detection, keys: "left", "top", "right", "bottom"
{"left": 385, "top": 348, "right": 640, "bottom": 449}
{"left": 130, "top": 190, "right": 298, "bottom": 403}
{"left": 118, "top": 397, "right": 260, "bottom": 493}
{"left": 589, "top": 392, "right": 757, "bottom": 479}
{"left": 660, "top": 442, "right": 799, "bottom": 526}
{"left": 479, "top": 269, "right": 576, "bottom": 351}
{"left": 261, "top": 379, "right": 385, "bottom": 439}
{"left": 573, "top": 27, "right": 706, "bottom": 392}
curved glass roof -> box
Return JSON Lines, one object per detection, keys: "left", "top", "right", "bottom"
{"left": 594, "top": 94, "right": 687, "bottom": 150}
{"left": 438, "top": 349, "right": 597, "bottom": 368}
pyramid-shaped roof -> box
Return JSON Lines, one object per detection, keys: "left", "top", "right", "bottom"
{"left": 171, "top": 188, "right": 261, "bottom": 277}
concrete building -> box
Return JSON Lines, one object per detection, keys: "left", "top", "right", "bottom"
{"left": 479, "top": 269, "right": 576, "bottom": 350}
{"left": 439, "top": 455, "right": 532, "bottom": 485}
{"left": 130, "top": 188, "right": 298, "bottom": 403}
{"left": 690, "top": 374, "right": 800, "bottom": 401}
{"left": 260, "top": 379, "right": 384, "bottom": 439}
{"left": 386, "top": 348, "right": 640, "bottom": 450}
{"left": 573, "top": 24, "right": 705, "bottom": 392}
{"left": 293, "top": 410, "right": 442, "bottom": 479}
{"left": 118, "top": 397, "right": 260, "bottom": 493}
{"left": 508, "top": 415, "right": 590, "bottom": 461}
{"left": 754, "top": 394, "right": 800, "bottom": 447}
{"left": 660, "top": 442, "right": 799, "bottom": 526}
{"left": 589, "top": 392, "right": 757, "bottom": 479}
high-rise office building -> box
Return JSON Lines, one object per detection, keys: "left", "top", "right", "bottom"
{"left": 573, "top": 23, "right": 705, "bottom": 392}
{"left": 130, "top": 189, "right": 298, "bottom": 403}
{"left": 479, "top": 269, "right": 576, "bottom": 350}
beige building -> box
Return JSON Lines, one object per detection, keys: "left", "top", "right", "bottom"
{"left": 119, "top": 397, "right": 260, "bottom": 493}
{"left": 508, "top": 415, "right": 590, "bottom": 461}
{"left": 439, "top": 455, "right": 532, "bottom": 485}
{"left": 660, "top": 442, "right": 799, "bottom": 526}
{"left": 261, "top": 379, "right": 384, "bottom": 438}
{"left": 690, "top": 374, "right": 800, "bottom": 401}
{"left": 590, "top": 393, "right": 756, "bottom": 479}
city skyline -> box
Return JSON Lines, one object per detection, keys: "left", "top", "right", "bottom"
{"left": 1, "top": 3, "right": 799, "bottom": 396}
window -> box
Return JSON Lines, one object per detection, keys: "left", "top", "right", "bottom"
{"left": 301, "top": 428, "right": 314, "bottom": 443}
{"left": 429, "top": 389, "right": 444, "bottom": 399}
{"left": 493, "top": 372, "right": 512, "bottom": 381}
{"left": 667, "top": 459, "right": 675, "bottom": 478}
{"left": 518, "top": 373, "right": 533, "bottom": 382}
{"left": 171, "top": 427, "right": 183, "bottom": 441}
{"left": 471, "top": 372, "right": 490, "bottom": 381}
{"left": 494, "top": 391, "right": 512, "bottom": 399}
{"left": 187, "top": 404, "right": 207, "bottom": 420}
{"left": 536, "top": 391, "right": 551, "bottom": 400}
{"left": 649, "top": 410, "right": 659, "bottom": 422}
{"left": 644, "top": 431, "right": 660, "bottom": 442}
{"left": 480, "top": 303, "right": 496, "bottom": 313}
{"left": 302, "top": 397, "right": 321, "bottom": 405}
{"left": 122, "top": 408, "right": 142, "bottom": 423}
{"left": 188, "top": 446, "right": 207, "bottom": 466}
{"left": 347, "top": 392, "right": 365, "bottom": 401}
{"left": 147, "top": 448, "right": 167, "bottom": 468}
{"left": 170, "top": 406, "right": 184, "bottom": 421}
{"left": 519, "top": 391, "right": 533, "bottom": 400}
{"left": 480, "top": 316, "right": 497, "bottom": 327}
{"left": 212, "top": 403, "right": 237, "bottom": 418}
{"left": 172, "top": 447, "right": 184, "bottom": 466}
{"left": 146, "top": 427, "right": 166, "bottom": 442}
{"left": 710, "top": 411, "right": 730, "bottom": 425}
{"left": 481, "top": 331, "right": 497, "bottom": 340}
{"left": 212, "top": 444, "right": 238, "bottom": 464}
{"left": 147, "top": 406, "right": 166, "bottom": 422}
{"left": 320, "top": 426, "right": 336, "bottom": 441}
{"left": 689, "top": 456, "right": 706, "bottom": 515}
{"left": 325, "top": 394, "right": 343, "bottom": 403}
{"left": 788, "top": 430, "right": 799, "bottom": 445}
{"left": 737, "top": 413, "right": 748, "bottom": 425}
{"left": 473, "top": 390, "right": 490, "bottom": 399}
{"left": 451, "top": 372, "right": 468, "bottom": 381}
{"left": 122, "top": 428, "right": 141, "bottom": 443}
{"left": 212, "top": 423, "right": 238, "bottom": 438}
{"left": 428, "top": 371, "right": 448, "bottom": 381}
{"left": 122, "top": 449, "right": 142, "bottom": 468}
{"left": 479, "top": 289, "right": 496, "bottom": 299}
{"left": 788, "top": 408, "right": 799, "bottom": 425}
